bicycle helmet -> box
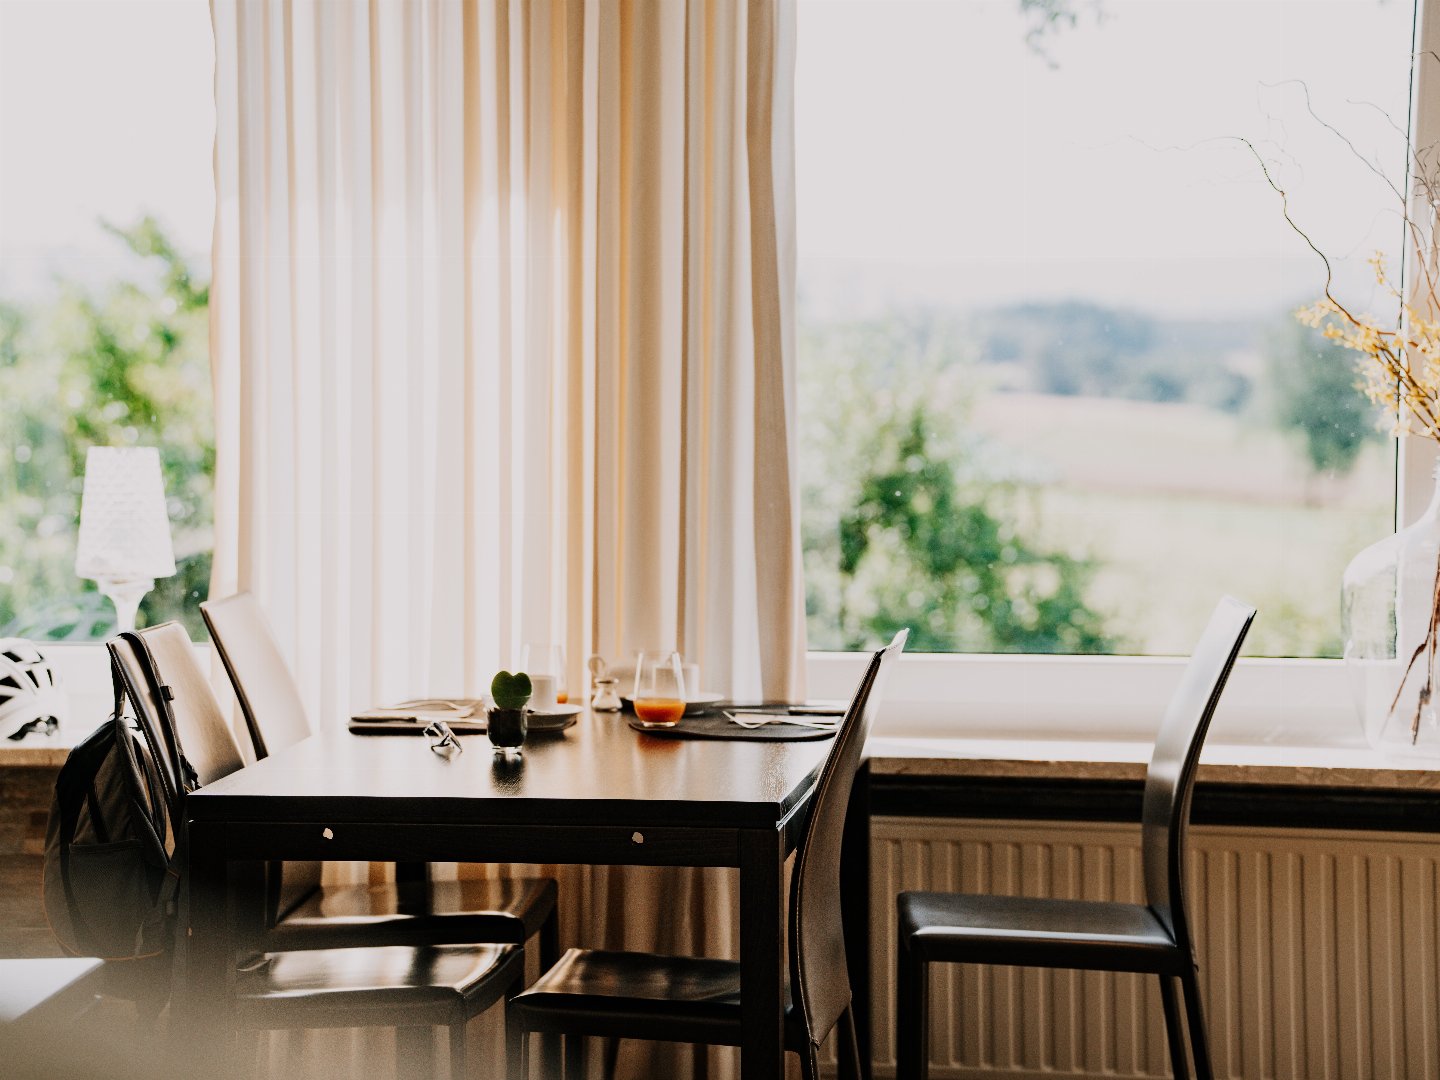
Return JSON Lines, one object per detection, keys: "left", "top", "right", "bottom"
{"left": 0, "top": 638, "right": 67, "bottom": 740}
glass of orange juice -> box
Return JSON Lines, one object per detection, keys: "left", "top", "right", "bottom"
{"left": 632, "top": 651, "right": 687, "bottom": 728}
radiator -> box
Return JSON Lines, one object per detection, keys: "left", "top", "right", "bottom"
{"left": 864, "top": 817, "right": 1440, "bottom": 1080}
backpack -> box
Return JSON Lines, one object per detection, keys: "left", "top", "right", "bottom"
{"left": 42, "top": 632, "right": 197, "bottom": 962}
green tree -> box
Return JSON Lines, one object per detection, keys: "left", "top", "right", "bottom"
{"left": 1265, "top": 319, "right": 1379, "bottom": 479}
{"left": 0, "top": 217, "right": 213, "bottom": 640}
{"left": 800, "top": 310, "right": 1118, "bottom": 654}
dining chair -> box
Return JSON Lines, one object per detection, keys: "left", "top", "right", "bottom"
{"left": 893, "top": 596, "right": 1256, "bottom": 1080}
{"left": 505, "top": 628, "right": 909, "bottom": 1080}
{"left": 109, "top": 622, "right": 525, "bottom": 1080}
{"left": 201, "top": 593, "right": 559, "bottom": 965}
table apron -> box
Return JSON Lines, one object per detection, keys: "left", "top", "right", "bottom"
{"left": 195, "top": 819, "right": 745, "bottom": 867}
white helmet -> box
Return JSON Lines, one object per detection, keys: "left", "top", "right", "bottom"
{"left": 0, "top": 638, "right": 67, "bottom": 740}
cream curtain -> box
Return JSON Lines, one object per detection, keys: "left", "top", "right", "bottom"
{"left": 210, "top": 1, "right": 803, "bottom": 1076}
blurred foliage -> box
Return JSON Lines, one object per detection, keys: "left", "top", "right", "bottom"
{"left": 975, "top": 301, "right": 1253, "bottom": 411}
{"left": 1264, "top": 319, "right": 1381, "bottom": 479}
{"left": 1019, "top": 0, "right": 1106, "bottom": 67}
{"left": 800, "top": 311, "right": 1119, "bottom": 654}
{"left": 0, "top": 217, "right": 213, "bottom": 640}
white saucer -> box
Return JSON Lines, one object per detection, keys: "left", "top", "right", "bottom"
{"left": 685, "top": 691, "right": 724, "bottom": 706}
{"left": 526, "top": 703, "right": 582, "bottom": 730}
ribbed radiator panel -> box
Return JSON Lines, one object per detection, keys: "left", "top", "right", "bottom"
{"left": 865, "top": 818, "right": 1440, "bottom": 1079}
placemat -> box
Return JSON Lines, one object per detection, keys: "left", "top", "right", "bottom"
{"left": 625, "top": 714, "right": 837, "bottom": 741}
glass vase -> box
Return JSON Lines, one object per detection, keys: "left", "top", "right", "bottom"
{"left": 1342, "top": 471, "right": 1440, "bottom": 758}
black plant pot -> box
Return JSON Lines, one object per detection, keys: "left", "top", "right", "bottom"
{"left": 487, "top": 707, "right": 527, "bottom": 756}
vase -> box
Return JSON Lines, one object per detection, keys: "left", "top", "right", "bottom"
{"left": 1342, "top": 470, "right": 1440, "bottom": 758}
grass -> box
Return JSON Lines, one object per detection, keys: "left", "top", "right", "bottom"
{"left": 969, "top": 393, "right": 1393, "bottom": 658}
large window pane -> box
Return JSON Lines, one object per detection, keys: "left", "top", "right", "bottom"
{"left": 797, "top": 0, "right": 1413, "bottom": 656}
{"left": 0, "top": 0, "right": 214, "bottom": 640}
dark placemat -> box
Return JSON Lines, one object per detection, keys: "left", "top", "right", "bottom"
{"left": 625, "top": 714, "right": 837, "bottom": 741}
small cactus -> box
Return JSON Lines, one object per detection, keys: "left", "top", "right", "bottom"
{"left": 491, "top": 671, "right": 533, "bottom": 711}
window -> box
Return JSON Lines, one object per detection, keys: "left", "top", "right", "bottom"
{"left": 796, "top": 0, "right": 1418, "bottom": 661}
{"left": 0, "top": 0, "right": 215, "bottom": 640}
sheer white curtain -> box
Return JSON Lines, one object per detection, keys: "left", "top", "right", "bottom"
{"left": 210, "top": 1, "right": 803, "bottom": 1075}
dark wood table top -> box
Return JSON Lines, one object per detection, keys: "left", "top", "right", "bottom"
{"left": 188, "top": 709, "right": 833, "bottom": 829}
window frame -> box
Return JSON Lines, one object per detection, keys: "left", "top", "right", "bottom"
{"left": 800, "top": 0, "right": 1440, "bottom": 745}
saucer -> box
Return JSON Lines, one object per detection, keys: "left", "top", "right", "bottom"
{"left": 526, "top": 703, "right": 582, "bottom": 731}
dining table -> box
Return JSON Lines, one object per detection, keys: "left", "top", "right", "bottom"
{"left": 179, "top": 706, "right": 876, "bottom": 1080}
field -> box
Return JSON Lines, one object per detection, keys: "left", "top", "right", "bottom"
{"left": 968, "top": 392, "right": 1393, "bottom": 657}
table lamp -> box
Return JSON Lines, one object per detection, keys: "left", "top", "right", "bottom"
{"left": 74, "top": 446, "right": 177, "bottom": 633}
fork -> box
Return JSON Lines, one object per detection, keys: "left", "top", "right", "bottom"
{"left": 723, "top": 710, "right": 840, "bottom": 731}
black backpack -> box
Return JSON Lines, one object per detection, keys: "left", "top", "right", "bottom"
{"left": 42, "top": 632, "right": 197, "bottom": 961}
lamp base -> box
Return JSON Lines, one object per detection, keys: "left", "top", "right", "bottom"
{"left": 93, "top": 578, "right": 154, "bottom": 634}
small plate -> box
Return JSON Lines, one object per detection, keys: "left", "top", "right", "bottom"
{"left": 526, "top": 704, "right": 582, "bottom": 731}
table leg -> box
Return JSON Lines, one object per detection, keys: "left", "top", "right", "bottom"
{"left": 178, "top": 820, "right": 238, "bottom": 1079}
{"left": 841, "top": 762, "right": 873, "bottom": 1080}
{"left": 739, "top": 827, "right": 786, "bottom": 1080}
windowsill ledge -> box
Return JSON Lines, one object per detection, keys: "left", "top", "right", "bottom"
{"left": 867, "top": 735, "right": 1440, "bottom": 792}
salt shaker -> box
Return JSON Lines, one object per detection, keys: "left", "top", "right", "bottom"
{"left": 591, "top": 676, "right": 621, "bottom": 712}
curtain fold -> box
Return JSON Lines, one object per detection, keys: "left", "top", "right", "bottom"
{"left": 211, "top": 2, "right": 803, "bottom": 1075}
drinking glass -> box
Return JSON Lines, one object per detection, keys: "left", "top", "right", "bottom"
{"left": 520, "top": 642, "right": 567, "bottom": 704}
{"left": 632, "top": 651, "right": 687, "bottom": 728}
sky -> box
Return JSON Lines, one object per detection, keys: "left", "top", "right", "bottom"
{"left": 0, "top": 0, "right": 214, "bottom": 300}
{"left": 0, "top": 0, "right": 1419, "bottom": 318}
{"left": 795, "top": 0, "right": 1420, "bottom": 318}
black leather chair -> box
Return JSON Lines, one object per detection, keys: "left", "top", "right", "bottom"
{"left": 110, "top": 622, "right": 524, "bottom": 1080}
{"left": 894, "top": 596, "right": 1255, "bottom": 1080}
{"left": 506, "top": 629, "right": 908, "bottom": 1080}
{"left": 201, "top": 593, "right": 558, "bottom": 965}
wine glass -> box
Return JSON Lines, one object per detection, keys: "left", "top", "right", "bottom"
{"left": 520, "top": 642, "right": 567, "bottom": 705}
{"left": 632, "top": 651, "right": 687, "bottom": 728}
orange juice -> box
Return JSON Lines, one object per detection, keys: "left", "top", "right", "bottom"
{"left": 556, "top": 691, "right": 568, "bottom": 705}
{"left": 634, "top": 697, "right": 685, "bottom": 726}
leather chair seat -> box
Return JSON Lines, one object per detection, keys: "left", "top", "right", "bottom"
{"left": 269, "top": 877, "right": 559, "bottom": 951}
{"left": 898, "top": 892, "right": 1184, "bottom": 974}
{"left": 237, "top": 943, "right": 523, "bottom": 1029}
{"left": 511, "top": 948, "right": 804, "bottom": 1047}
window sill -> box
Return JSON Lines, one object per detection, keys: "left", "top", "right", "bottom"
{"left": 6, "top": 644, "right": 1371, "bottom": 768}
{"left": 806, "top": 650, "right": 1363, "bottom": 747}
{"left": 866, "top": 735, "right": 1440, "bottom": 791}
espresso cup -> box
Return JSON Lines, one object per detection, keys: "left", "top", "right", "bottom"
{"left": 529, "top": 673, "right": 559, "bottom": 711}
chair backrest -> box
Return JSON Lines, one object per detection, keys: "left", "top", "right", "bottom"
{"left": 200, "top": 593, "right": 323, "bottom": 921}
{"left": 789, "top": 628, "right": 907, "bottom": 1048}
{"left": 108, "top": 622, "right": 247, "bottom": 788}
{"left": 201, "top": 592, "right": 313, "bottom": 760}
{"left": 1141, "top": 596, "right": 1255, "bottom": 951}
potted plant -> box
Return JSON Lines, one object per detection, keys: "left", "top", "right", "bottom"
{"left": 488, "top": 671, "right": 532, "bottom": 756}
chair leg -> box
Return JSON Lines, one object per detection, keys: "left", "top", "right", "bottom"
{"left": 837, "top": 1003, "right": 864, "bottom": 1080}
{"left": 1158, "top": 975, "right": 1191, "bottom": 1080}
{"left": 563, "top": 1034, "right": 586, "bottom": 1080}
{"left": 396, "top": 1026, "right": 435, "bottom": 1080}
{"left": 1180, "top": 968, "right": 1215, "bottom": 1080}
{"left": 539, "top": 908, "right": 560, "bottom": 971}
{"left": 895, "top": 939, "right": 928, "bottom": 1080}
{"left": 799, "top": 1042, "right": 820, "bottom": 1080}
{"left": 449, "top": 1020, "right": 468, "bottom": 1080}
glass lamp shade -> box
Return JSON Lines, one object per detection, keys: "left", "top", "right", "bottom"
{"left": 74, "top": 447, "right": 177, "bottom": 631}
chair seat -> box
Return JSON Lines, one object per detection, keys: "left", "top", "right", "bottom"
{"left": 237, "top": 943, "right": 523, "bottom": 1029}
{"left": 268, "top": 876, "right": 557, "bottom": 950}
{"left": 898, "top": 892, "right": 1185, "bottom": 974}
{"left": 511, "top": 948, "right": 801, "bottom": 1047}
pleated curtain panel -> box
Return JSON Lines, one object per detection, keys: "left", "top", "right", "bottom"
{"left": 209, "top": 1, "right": 804, "bottom": 1075}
